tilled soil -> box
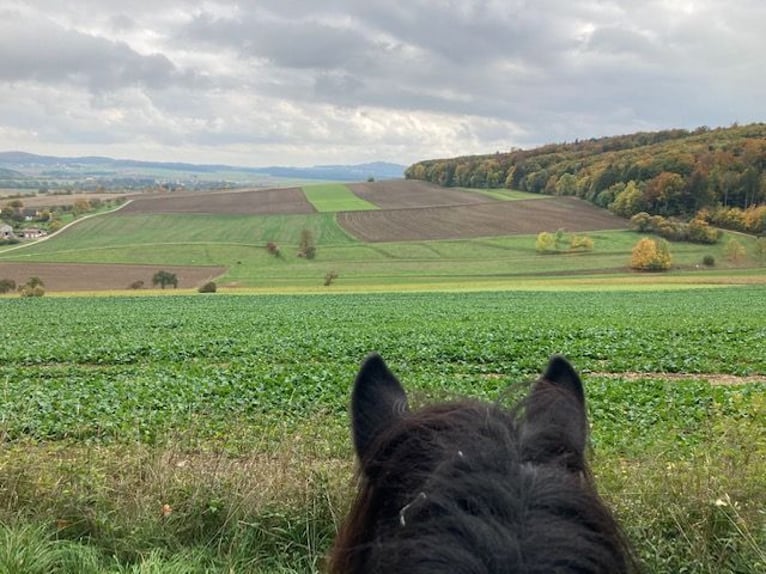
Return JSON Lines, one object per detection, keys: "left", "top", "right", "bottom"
{"left": 118, "top": 187, "right": 316, "bottom": 215}
{"left": 337, "top": 196, "right": 628, "bottom": 242}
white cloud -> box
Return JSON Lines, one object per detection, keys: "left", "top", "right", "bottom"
{"left": 0, "top": 0, "right": 763, "bottom": 167}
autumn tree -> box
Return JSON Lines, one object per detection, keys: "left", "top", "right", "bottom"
{"left": 556, "top": 173, "right": 578, "bottom": 196}
{"left": 644, "top": 172, "right": 685, "bottom": 216}
{"left": 609, "top": 181, "right": 644, "bottom": 217}
{"left": 298, "top": 229, "right": 316, "bottom": 259}
{"left": 630, "top": 238, "right": 672, "bottom": 271}
{"left": 535, "top": 232, "right": 555, "bottom": 253}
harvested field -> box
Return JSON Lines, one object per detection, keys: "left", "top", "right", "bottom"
{"left": 0, "top": 262, "right": 225, "bottom": 292}
{"left": 119, "top": 188, "right": 315, "bottom": 215}
{"left": 337, "top": 197, "right": 628, "bottom": 242}
{"left": 347, "top": 180, "right": 494, "bottom": 209}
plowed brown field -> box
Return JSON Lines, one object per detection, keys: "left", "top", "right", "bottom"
{"left": 119, "top": 187, "right": 315, "bottom": 215}
{"left": 0, "top": 262, "right": 225, "bottom": 292}
{"left": 347, "top": 180, "right": 491, "bottom": 209}
{"left": 337, "top": 197, "right": 627, "bottom": 242}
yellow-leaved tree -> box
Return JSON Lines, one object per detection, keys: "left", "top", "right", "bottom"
{"left": 630, "top": 237, "right": 672, "bottom": 271}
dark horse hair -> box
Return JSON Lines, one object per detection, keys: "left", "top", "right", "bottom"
{"left": 329, "top": 354, "right": 637, "bottom": 573}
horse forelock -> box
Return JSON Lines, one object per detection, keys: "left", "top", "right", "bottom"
{"left": 331, "top": 391, "right": 634, "bottom": 573}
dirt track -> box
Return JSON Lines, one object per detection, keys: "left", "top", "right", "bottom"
{"left": 118, "top": 188, "right": 315, "bottom": 215}
{"left": 337, "top": 197, "right": 628, "bottom": 242}
{"left": 0, "top": 262, "right": 225, "bottom": 292}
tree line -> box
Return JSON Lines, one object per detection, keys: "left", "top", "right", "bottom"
{"left": 405, "top": 123, "right": 766, "bottom": 233}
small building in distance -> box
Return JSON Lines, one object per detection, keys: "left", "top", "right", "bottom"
{"left": 19, "top": 228, "right": 48, "bottom": 239}
{"left": 0, "top": 223, "right": 15, "bottom": 239}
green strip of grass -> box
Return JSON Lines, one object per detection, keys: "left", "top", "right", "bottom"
{"left": 457, "top": 187, "right": 549, "bottom": 201}
{"left": 301, "top": 183, "right": 378, "bottom": 212}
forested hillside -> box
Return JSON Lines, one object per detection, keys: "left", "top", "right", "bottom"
{"left": 406, "top": 123, "right": 766, "bottom": 233}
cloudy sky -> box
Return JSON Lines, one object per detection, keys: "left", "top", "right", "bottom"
{"left": 0, "top": 1, "right": 763, "bottom": 167}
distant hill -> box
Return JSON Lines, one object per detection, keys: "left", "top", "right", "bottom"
{"left": 0, "top": 151, "right": 405, "bottom": 190}
{"left": 0, "top": 167, "right": 23, "bottom": 178}
{"left": 406, "top": 123, "right": 766, "bottom": 231}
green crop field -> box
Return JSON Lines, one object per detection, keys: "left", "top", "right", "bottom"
{"left": 1, "top": 287, "right": 764, "bottom": 572}
{"left": 301, "top": 183, "right": 378, "bottom": 212}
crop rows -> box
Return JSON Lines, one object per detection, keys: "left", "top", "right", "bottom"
{"left": 2, "top": 288, "right": 764, "bottom": 448}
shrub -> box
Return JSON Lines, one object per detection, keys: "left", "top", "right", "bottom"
{"left": 0, "top": 278, "right": 16, "bottom": 294}
{"left": 703, "top": 205, "right": 766, "bottom": 235}
{"left": 554, "top": 228, "right": 567, "bottom": 249}
{"left": 198, "top": 281, "right": 217, "bottom": 293}
{"left": 631, "top": 213, "right": 722, "bottom": 244}
{"left": 152, "top": 271, "right": 178, "bottom": 289}
{"left": 18, "top": 285, "right": 45, "bottom": 298}
{"left": 298, "top": 230, "right": 316, "bottom": 259}
{"left": 724, "top": 238, "right": 746, "bottom": 263}
{"left": 630, "top": 237, "right": 672, "bottom": 271}
{"left": 755, "top": 237, "right": 766, "bottom": 263}
{"left": 48, "top": 220, "right": 64, "bottom": 233}
{"left": 629, "top": 212, "right": 653, "bottom": 232}
{"left": 570, "top": 235, "right": 594, "bottom": 251}
{"left": 702, "top": 255, "right": 715, "bottom": 267}
{"left": 687, "top": 219, "right": 721, "bottom": 244}
{"left": 535, "top": 232, "right": 556, "bottom": 253}
{"left": 323, "top": 271, "right": 339, "bottom": 287}
{"left": 128, "top": 280, "right": 144, "bottom": 290}
{"left": 265, "top": 242, "right": 281, "bottom": 257}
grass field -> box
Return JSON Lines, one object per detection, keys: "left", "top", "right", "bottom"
{"left": 1, "top": 288, "right": 764, "bottom": 572}
{"left": 2, "top": 219, "right": 762, "bottom": 291}
{"left": 301, "top": 184, "right": 378, "bottom": 212}
{"left": 456, "top": 187, "right": 549, "bottom": 201}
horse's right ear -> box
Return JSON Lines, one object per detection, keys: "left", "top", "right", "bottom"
{"left": 351, "top": 353, "right": 408, "bottom": 462}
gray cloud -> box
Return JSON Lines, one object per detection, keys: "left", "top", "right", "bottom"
{"left": 0, "top": 10, "right": 200, "bottom": 92}
{"left": 0, "top": 0, "right": 763, "bottom": 166}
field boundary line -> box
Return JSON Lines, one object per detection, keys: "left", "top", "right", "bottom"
{"left": 589, "top": 372, "right": 765, "bottom": 385}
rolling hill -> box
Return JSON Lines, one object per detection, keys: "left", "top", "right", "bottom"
{"left": 0, "top": 151, "right": 406, "bottom": 191}
{"left": 405, "top": 123, "right": 766, "bottom": 234}
{"left": 1, "top": 179, "right": 763, "bottom": 292}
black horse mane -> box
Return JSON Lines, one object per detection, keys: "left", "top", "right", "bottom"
{"left": 330, "top": 354, "right": 637, "bottom": 573}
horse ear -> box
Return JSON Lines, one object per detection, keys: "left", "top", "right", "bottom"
{"left": 522, "top": 355, "right": 588, "bottom": 466}
{"left": 542, "top": 354, "right": 585, "bottom": 406}
{"left": 351, "top": 353, "right": 408, "bottom": 462}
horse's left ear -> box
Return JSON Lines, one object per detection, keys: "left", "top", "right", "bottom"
{"left": 351, "top": 353, "right": 408, "bottom": 463}
{"left": 521, "top": 355, "right": 588, "bottom": 466}
{"left": 542, "top": 354, "right": 585, "bottom": 406}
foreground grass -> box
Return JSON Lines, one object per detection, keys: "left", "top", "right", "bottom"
{"left": 1, "top": 289, "right": 764, "bottom": 571}
{"left": 1, "top": 380, "right": 763, "bottom": 572}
